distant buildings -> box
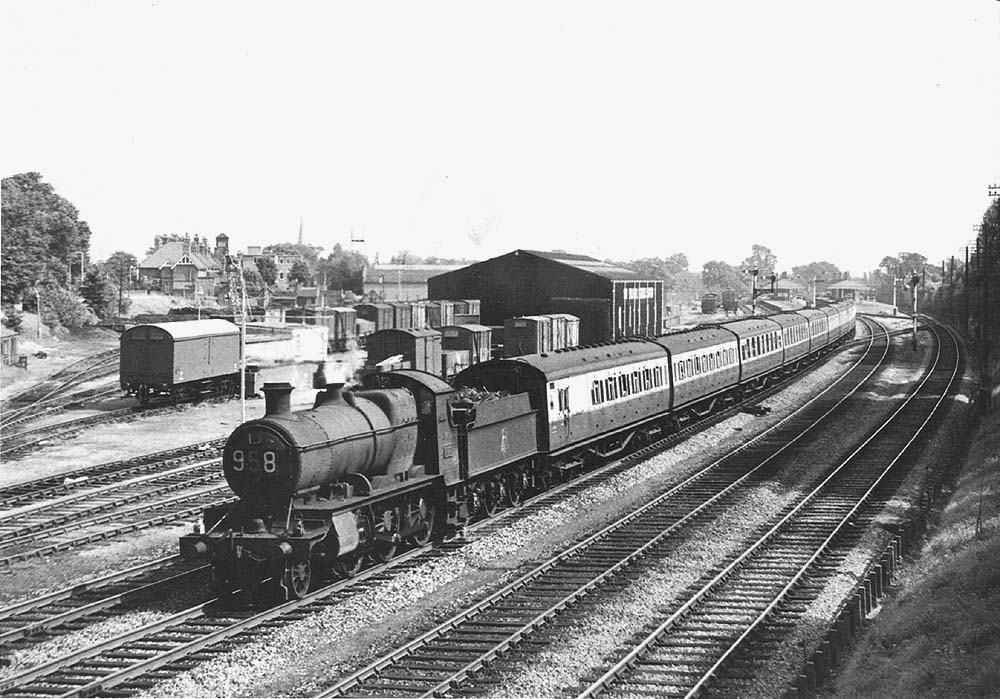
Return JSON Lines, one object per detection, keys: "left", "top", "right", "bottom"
{"left": 363, "top": 263, "right": 466, "bottom": 302}
{"left": 138, "top": 234, "right": 309, "bottom": 299}
{"left": 137, "top": 234, "right": 226, "bottom": 298}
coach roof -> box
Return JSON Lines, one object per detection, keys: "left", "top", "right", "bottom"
{"left": 460, "top": 340, "right": 665, "bottom": 383}
{"left": 126, "top": 319, "right": 240, "bottom": 340}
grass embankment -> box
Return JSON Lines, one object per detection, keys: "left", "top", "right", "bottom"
{"left": 823, "top": 407, "right": 1000, "bottom": 698}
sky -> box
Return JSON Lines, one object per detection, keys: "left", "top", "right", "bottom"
{"left": 3, "top": 1, "right": 999, "bottom": 278}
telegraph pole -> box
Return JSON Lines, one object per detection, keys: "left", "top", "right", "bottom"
{"left": 745, "top": 268, "right": 759, "bottom": 315}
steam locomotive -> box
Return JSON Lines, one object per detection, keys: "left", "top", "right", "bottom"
{"left": 180, "top": 301, "right": 856, "bottom": 601}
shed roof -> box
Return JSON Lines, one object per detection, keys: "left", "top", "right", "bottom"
{"left": 773, "top": 278, "right": 805, "bottom": 290}
{"left": 129, "top": 319, "right": 239, "bottom": 340}
{"left": 827, "top": 279, "right": 872, "bottom": 290}
{"left": 518, "top": 250, "right": 651, "bottom": 281}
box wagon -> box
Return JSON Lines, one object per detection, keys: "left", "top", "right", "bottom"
{"left": 120, "top": 319, "right": 243, "bottom": 404}
{"left": 355, "top": 303, "right": 395, "bottom": 332}
{"left": 365, "top": 328, "right": 443, "bottom": 375}
{"left": 503, "top": 316, "right": 552, "bottom": 357}
{"left": 441, "top": 324, "right": 493, "bottom": 365}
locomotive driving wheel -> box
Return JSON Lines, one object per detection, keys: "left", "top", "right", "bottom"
{"left": 284, "top": 556, "right": 312, "bottom": 599}
{"left": 483, "top": 478, "right": 506, "bottom": 517}
{"left": 371, "top": 507, "right": 399, "bottom": 563}
{"left": 332, "top": 555, "right": 363, "bottom": 578}
{"left": 506, "top": 470, "right": 527, "bottom": 507}
{"left": 405, "top": 495, "right": 434, "bottom": 546}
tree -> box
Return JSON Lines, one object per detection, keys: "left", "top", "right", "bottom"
{"left": 264, "top": 243, "right": 324, "bottom": 263}
{"left": 792, "top": 261, "right": 841, "bottom": 284}
{"left": 702, "top": 260, "right": 747, "bottom": 293}
{"left": 255, "top": 257, "right": 278, "bottom": 285}
{"left": 79, "top": 270, "right": 118, "bottom": 319}
{"left": 317, "top": 244, "right": 368, "bottom": 292}
{"left": 740, "top": 244, "right": 778, "bottom": 276}
{"left": 615, "top": 254, "right": 690, "bottom": 290}
{"left": 791, "top": 261, "right": 841, "bottom": 298}
{"left": 2, "top": 309, "right": 23, "bottom": 333}
{"left": 1, "top": 173, "right": 92, "bottom": 303}
{"left": 241, "top": 268, "right": 266, "bottom": 297}
{"left": 390, "top": 250, "right": 420, "bottom": 265}
{"left": 289, "top": 260, "right": 311, "bottom": 285}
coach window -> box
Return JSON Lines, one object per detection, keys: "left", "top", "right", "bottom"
{"left": 694, "top": 356, "right": 701, "bottom": 374}
{"left": 591, "top": 381, "right": 600, "bottom": 405}
{"left": 686, "top": 358, "right": 693, "bottom": 376}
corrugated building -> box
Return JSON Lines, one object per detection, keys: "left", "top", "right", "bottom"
{"left": 427, "top": 250, "right": 662, "bottom": 344}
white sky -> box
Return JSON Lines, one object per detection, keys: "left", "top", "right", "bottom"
{"left": 3, "top": 1, "right": 999, "bottom": 277}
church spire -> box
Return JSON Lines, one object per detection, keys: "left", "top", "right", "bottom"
{"left": 298, "top": 217, "right": 303, "bottom": 245}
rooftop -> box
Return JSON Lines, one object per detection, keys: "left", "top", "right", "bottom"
{"left": 140, "top": 241, "right": 219, "bottom": 271}
{"left": 827, "top": 279, "right": 873, "bottom": 290}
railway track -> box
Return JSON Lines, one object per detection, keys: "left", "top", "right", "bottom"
{"left": 0, "top": 556, "right": 208, "bottom": 648}
{"left": 1, "top": 351, "right": 120, "bottom": 428}
{"left": 576, "top": 320, "right": 960, "bottom": 699}
{"left": 0, "top": 398, "right": 225, "bottom": 461}
{"left": 0, "top": 441, "right": 225, "bottom": 511}
{"left": 304, "top": 320, "right": 900, "bottom": 698}
{"left": 0, "top": 384, "right": 122, "bottom": 435}
{"left": 0, "top": 324, "right": 879, "bottom": 698}
{"left": 0, "top": 459, "right": 233, "bottom": 564}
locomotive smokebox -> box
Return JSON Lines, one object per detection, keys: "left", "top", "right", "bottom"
{"left": 262, "top": 382, "right": 294, "bottom": 417}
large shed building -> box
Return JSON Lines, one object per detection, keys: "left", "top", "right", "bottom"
{"left": 427, "top": 250, "right": 663, "bottom": 344}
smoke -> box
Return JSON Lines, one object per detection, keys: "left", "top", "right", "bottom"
{"left": 320, "top": 337, "right": 367, "bottom": 387}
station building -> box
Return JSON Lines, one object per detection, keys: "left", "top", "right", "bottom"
{"left": 427, "top": 250, "right": 663, "bottom": 345}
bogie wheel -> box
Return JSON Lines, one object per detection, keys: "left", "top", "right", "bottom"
{"left": 405, "top": 496, "right": 435, "bottom": 546}
{"left": 371, "top": 508, "right": 398, "bottom": 563}
{"left": 284, "top": 557, "right": 312, "bottom": 599}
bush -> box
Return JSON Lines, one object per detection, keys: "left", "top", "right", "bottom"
{"left": 2, "top": 308, "right": 23, "bottom": 332}
{"left": 39, "top": 284, "right": 97, "bottom": 331}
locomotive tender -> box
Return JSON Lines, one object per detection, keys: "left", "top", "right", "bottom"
{"left": 181, "top": 301, "right": 856, "bottom": 601}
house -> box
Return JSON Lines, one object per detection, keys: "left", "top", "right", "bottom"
{"left": 138, "top": 234, "right": 225, "bottom": 298}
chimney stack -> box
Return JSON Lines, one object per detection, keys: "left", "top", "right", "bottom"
{"left": 261, "top": 382, "right": 294, "bottom": 417}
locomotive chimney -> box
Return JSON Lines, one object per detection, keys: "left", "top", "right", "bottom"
{"left": 262, "top": 382, "right": 294, "bottom": 417}
{"left": 312, "top": 361, "right": 353, "bottom": 407}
